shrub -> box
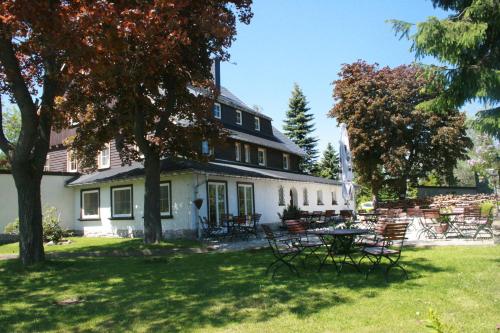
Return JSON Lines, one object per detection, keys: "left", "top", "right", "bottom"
{"left": 4, "top": 218, "right": 19, "bottom": 234}
{"left": 42, "top": 206, "right": 64, "bottom": 243}
{"left": 282, "top": 204, "right": 301, "bottom": 220}
{"left": 480, "top": 201, "right": 495, "bottom": 218}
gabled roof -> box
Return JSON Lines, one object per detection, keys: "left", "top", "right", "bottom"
{"left": 67, "top": 158, "right": 341, "bottom": 187}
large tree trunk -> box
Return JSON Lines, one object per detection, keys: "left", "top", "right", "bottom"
{"left": 143, "top": 152, "right": 163, "bottom": 243}
{"left": 12, "top": 163, "right": 45, "bottom": 265}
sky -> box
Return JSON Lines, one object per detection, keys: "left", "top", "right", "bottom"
{"left": 220, "top": 0, "right": 483, "bottom": 155}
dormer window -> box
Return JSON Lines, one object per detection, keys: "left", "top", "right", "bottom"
{"left": 244, "top": 144, "right": 250, "bottom": 163}
{"left": 213, "top": 103, "right": 221, "bottom": 119}
{"left": 235, "top": 142, "right": 241, "bottom": 162}
{"left": 254, "top": 117, "right": 260, "bottom": 131}
{"left": 98, "top": 143, "right": 111, "bottom": 169}
{"left": 258, "top": 148, "right": 266, "bottom": 166}
{"left": 67, "top": 150, "right": 78, "bottom": 173}
{"left": 283, "top": 154, "right": 289, "bottom": 170}
{"left": 236, "top": 110, "right": 242, "bottom": 125}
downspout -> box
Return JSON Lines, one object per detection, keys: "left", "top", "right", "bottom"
{"left": 193, "top": 172, "right": 208, "bottom": 239}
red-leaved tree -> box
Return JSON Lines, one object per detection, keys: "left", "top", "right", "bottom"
{"left": 0, "top": 2, "right": 97, "bottom": 265}
{"left": 60, "top": 1, "right": 253, "bottom": 243}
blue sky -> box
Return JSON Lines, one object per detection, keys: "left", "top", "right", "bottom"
{"left": 221, "top": 0, "right": 483, "bottom": 154}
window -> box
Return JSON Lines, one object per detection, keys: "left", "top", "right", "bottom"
{"left": 207, "top": 181, "right": 227, "bottom": 226}
{"left": 237, "top": 183, "right": 254, "bottom": 216}
{"left": 236, "top": 110, "right": 242, "bottom": 125}
{"left": 244, "top": 144, "right": 250, "bottom": 163}
{"left": 235, "top": 142, "right": 241, "bottom": 162}
{"left": 44, "top": 154, "right": 50, "bottom": 172}
{"left": 67, "top": 150, "right": 78, "bottom": 172}
{"left": 160, "top": 182, "right": 172, "bottom": 217}
{"left": 81, "top": 189, "right": 100, "bottom": 219}
{"left": 209, "top": 146, "right": 215, "bottom": 156}
{"left": 283, "top": 154, "right": 289, "bottom": 170}
{"left": 111, "top": 185, "right": 133, "bottom": 218}
{"left": 303, "top": 188, "right": 309, "bottom": 206}
{"left": 278, "top": 185, "right": 285, "bottom": 206}
{"left": 98, "top": 143, "right": 111, "bottom": 169}
{"left": 332, "top": 191, "right": 338, "bottom": 205}
{"left": 254, "top": 116, "right": 260, "bottom": 131}
{"left": 257, "top": 148, "right": 266, "bottom": 166}
{"left": 213, "top": 103, "right": 221, "bottom": 119}
{"left": 317, "top": 190, "right": 324, "bottom": 205}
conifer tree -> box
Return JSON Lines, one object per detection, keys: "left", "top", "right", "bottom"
{"left": 315, "top": 143, "right": 340, "bottom": 180}
{"left": 283, "top": 83, "right": 318, "bottom": 173}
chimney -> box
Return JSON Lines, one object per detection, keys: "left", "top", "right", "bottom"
{"left": 211, "top": 58, "right": 221, "bottom": 90}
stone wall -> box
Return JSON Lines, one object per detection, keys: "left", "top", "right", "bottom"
{"left": 378, "top": 194, "right": 497, "bottom": 209}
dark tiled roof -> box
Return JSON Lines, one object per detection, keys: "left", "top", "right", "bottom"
{"left": 219, "top": 86, "right": 272, "bottom": 121}
{"left": 67, "top": 159, "right": 341, "bottom": 186}
{"left": 228, "top": 127, "right": 305, "bottom": 156}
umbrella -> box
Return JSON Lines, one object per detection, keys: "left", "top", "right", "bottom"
{"left": 339, "top": 123, "right": 354, "bottom": 205}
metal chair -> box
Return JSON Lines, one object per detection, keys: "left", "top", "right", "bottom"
{"left": 199, "top": 216, "right": 228, "bottom": 241}
{"left": 359, "top": 222, "right": 409, "bottom": 281}
{"left": 261, "top": 225, "right": 301, "bottom": 278}
{"left": 285, "top": 220, "right": 324, "bottom": 265}
{"left": 418, "top": 210, "right": 441, "bottom": 239}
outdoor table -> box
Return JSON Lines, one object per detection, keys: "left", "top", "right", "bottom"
{"left": 439, "top": 212, "right": 465, "bottom": 238}
{"left": 309, "top": 228, "right": 369, "bottom": 274}
{"left": 356, "top": 212, "right": 380, "bottom": 230}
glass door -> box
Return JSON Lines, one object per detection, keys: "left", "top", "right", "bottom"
{"left": 237, "top": 183, "right": 254, "bottom": 217}
{"left": 208, "top": 182, "right": 227, "bottom": 225}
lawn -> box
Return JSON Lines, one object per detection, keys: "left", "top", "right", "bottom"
{"left": 0, "top": 237, "right": 201, "bottom": 255}
{"left": 0, "top": 245, "right": 498, "bottom": 332}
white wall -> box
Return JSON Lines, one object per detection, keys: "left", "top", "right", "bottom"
{"left": 0, "top": 173, "right": 75, "bottom": 231}
{"left": 196, "top": 175, "right": 351, "bottom": 224}
{"left": 74, "top": 174, "right": 195, "bottom": 237}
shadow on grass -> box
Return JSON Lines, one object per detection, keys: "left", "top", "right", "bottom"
{"left": 0, "top": 247, "right": 446, "bottom": 332}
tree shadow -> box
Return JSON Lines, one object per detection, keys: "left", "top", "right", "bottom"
{"left": 0, "top": 247, "right": 447, "bottom": 332}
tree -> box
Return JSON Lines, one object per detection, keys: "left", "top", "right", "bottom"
{"left": 330, "top": 61, "right": 472, "bottom": 199}
{"left": 0, "top": 104, "right": 20, "bottom": 169}
{"left": 283, "top": 83, "right": 318, "bottom": 173}
{"left": 0, "top": 2, "right": 95, "bottom": 265}
{"left": 315, "top": 142, "right": 340, "bottom": 180}
{"left": 389, "top": 0, "right": 500, "bottom": 139}
{"left": 61, "top": 1, "right": 253, "bottom": 244}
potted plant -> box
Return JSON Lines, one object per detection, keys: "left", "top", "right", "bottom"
{"left": 435, "top": 215, "right": 450, "bottom": 234}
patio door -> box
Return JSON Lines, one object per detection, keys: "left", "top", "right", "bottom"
{"left": 237, "top": 183, "right": 254, "bottom": 216}
{"left": 207, "top": 181, "right": 227, "bottom": 225}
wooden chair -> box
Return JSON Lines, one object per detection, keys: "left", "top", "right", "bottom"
{"left": 406, "top": 207, "right": 423, "bottom": 231}
{"left": 418, "top": 209, "right": 442, "bottom": 239}
{"left": 359, "top": 222, "right": 409, "bottom": 281}
{"left": 473, "top": 206, "right": 494, "bottom": 239}
{"left": 199, "top": 216, "right": 228, "bottom": 241}
{"left": 261, "top": 225, "right": 301, "bottom": 278}
{"left": 285, "top": 220, "right": 324, "bottom": 264}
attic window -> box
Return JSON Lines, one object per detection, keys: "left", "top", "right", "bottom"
{"left": 254, "top": 117, "right": 260, "bottom": 131}
{"left": 236, "top": 110, "right": 242, "bottom": 125}
{"left": 213, "top": 103, "right": 221, "bottom": 119}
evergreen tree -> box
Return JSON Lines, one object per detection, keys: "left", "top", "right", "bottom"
{"left": 283, "top": 83, "right": 318, "bottom": 173}
{"left": 315, "top": 142, "right": 340, "bottom": 180}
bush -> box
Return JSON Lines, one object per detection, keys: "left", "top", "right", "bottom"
{"left": 4, "top": 207, "right": 65, "bottom": 243}
{"left": 4, "top": 218, "right": 19, "bottom": 234}
{"left": 282, "top": 204, "right": 301, "bottom": 220}
{"left": 480, "top": 201, "right": 495, "bottom": 218}
{"left": 42, "top": 206, "right": 64, "bottom": 243}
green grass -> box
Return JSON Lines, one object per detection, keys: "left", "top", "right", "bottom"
{"left": 0, "top": 237, "right": 201, "bottom": 255}
{"left": 0, "top": 245, "right": 498, "bottom": 332}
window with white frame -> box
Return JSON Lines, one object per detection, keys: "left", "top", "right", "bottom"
{"left": 213, "top": 103, "right": 221, "bottom": 119}
{"left": 257, "top": 148, "right": 266, "bottom": 166}
{"left": 111, "top": 185, "right": 133, "bottom": 218}
{"left": 235, "top": 142, "right": 241, "bottom": 161}
{"left": 254, "top": 116, "right": 260, "bottom": 131}
{"left": 98, "top": 143, "right": 111, "bottom": 169}
{"left": 43, "top": 154, "right": 50, "bottom": 171}
{"left": 303, "top": 188, "right": 309, "bottom": 206}
{"left": 160, "top": 182, "right": 171, "bottom": 217}
{"left": 244, "top": 144, "right": 250, "bottom": 163}
{"left": 283, "top": 154, "right": 289, "bottom": 170}
{"left": 317, "top": 190, "right": 324, "bottom": 205}
{"left": 278, "top": 185, "right": 285, "bottom": 206}
{"left": 81, "top": 189, "right": 100, "bottom": 219}
{"left": 237, "top": 183, "right": 254, "bottom": 216}
{"left": 236, "top": 110, "right": 242, "bottom": 125}
{"left": 332, "top": 191, "right": 338, "bottom": 205}
{"left": 67, "top": 150, "right": 78, "bottom": 172}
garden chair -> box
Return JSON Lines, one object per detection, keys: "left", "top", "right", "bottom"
{"left": 406, "top": 207, "right": 423, "bottom": 231}
{"left": 359, "top": 222, "right": 409, "bottom": 281}
{"left": 417, "top": 210, "right": 442, "bottom": 239}
{"left": 339, "top": 210, "right": 354, "bottom": 224}
{"left": 285, "top": 220, "right": 324, "bottom": 265}
{"left": 199, "top": 217, "right": 228, "bottom": 241}
{"left": 324, "top": 210, "right": 335, "bottom": 224}
{"left": 261, "top": 224, "right": 302, "bottom": 278}
{"left": 473, "top": 206, "right": 494, "bottom": 239}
